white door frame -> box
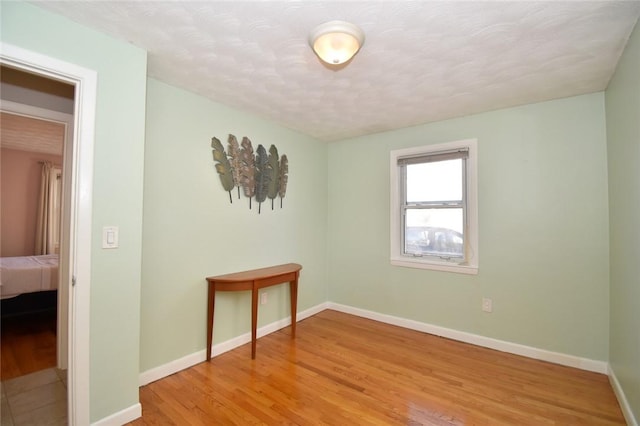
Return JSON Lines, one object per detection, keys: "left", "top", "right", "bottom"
{"left": 1, "top": 42, "right": 96, "bottom": 426}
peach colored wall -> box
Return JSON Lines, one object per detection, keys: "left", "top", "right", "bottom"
{"left": 1, "top": 148, "right": 62, "bottom": 257}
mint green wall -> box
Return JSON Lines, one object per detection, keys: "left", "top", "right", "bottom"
{"left": 605, "top": 21, "right": 640, "bottom": 421}
{"left": 140, "top": 78, "right": 327, "bottom": 371}
{"left": 3, "top": 2, "right": 633, "bottom": 422}
{"left": 328, "top": 93, "right": 610, "bottom": 361}
{"left": 1, "top": 3, "right": 147, "bottom": 422}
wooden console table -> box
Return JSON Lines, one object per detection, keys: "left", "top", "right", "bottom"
{"left": 205, "top": 263, "right": 302, "bottom": 360}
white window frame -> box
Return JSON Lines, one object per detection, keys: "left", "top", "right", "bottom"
{"left": 390, "top": 139, "right": 478, "bottom": 274}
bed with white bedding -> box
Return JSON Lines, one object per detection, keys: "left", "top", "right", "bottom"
{"left": 0, "top": 254, "right": 59, "bottom": 299}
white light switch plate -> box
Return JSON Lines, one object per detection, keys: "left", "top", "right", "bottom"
{"left": 102, "top": 226, "right": 119, "bottom": 249}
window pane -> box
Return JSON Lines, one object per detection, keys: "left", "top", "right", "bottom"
{"left": 405, "top": 208, "right": 464, "bottom": 256}
{"left": 406, "top": 159, "right": 462, "bottom": 202}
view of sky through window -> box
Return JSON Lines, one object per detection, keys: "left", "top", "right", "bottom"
{"left": 406, "top": 159, "right": 463, "bottom": 234}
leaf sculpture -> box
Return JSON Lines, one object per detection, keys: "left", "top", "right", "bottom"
{"left": 227, "top": 134, "right": 243, "bottom": 199}
{"left": 267, "top": 145, "right": 280, "bottom": 210}
{"left": 278, "top": 154, "right": 288, "bottom": 208}
{"left": 240, "top": 136, "right": 256, "bottom": 209}
{"left": 211, "top": 137, "right": 234, "bottom": 203}
{"left": 254, "top": 144, "right": 271, "bottom": 214}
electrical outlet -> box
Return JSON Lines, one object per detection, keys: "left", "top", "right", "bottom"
{"left": 482, "top": 298, "right": 493, "bottom": 313}
{"left": 260, "top": 292, "right": 268, "bottom": 305}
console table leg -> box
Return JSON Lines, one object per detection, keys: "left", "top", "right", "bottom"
{"left": 206, "top": 283, "right": 215, "bottom": 361}
{"left": 251, "top": 286, "right": 258, "bottom": 359}
{"left": 290, "top": 279, "right": 298, "bottom": 338}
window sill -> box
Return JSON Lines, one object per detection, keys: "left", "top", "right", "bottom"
{"left": 390, "top": 257, "right": 478, "bottom": 275}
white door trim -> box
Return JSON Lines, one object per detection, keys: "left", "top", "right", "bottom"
{"left": 1, "top": 42, "right": 96, "bottom": 426}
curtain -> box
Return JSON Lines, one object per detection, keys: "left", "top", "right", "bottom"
{"left": 35, "top": 161, "right": 59, "bottom": 255}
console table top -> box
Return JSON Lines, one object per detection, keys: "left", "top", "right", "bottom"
{"left": 206, "top": 263, "right": 302, "bottom": 283}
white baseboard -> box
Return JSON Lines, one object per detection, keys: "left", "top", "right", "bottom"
{"left": 139, "top": 348, "right": 205, "bottom": 387}
{"left": 139, "top": 302, "right": 329, "bottom": 386}
{"left": 91, "top": 403, "right": 141, "bottom": 426}
{"left": 328, "top": 302, "right": 609, "bottom": 374}
{"left": 609, "top": 365, "right": 638, "bottom": 426}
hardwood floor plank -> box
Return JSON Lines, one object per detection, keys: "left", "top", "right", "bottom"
{"left": 129, "top": 310, "right": 624, "bottom": 425}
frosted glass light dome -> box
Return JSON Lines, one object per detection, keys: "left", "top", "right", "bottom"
{"left": 309, "top": 21, "right": 365, "bottom": 65}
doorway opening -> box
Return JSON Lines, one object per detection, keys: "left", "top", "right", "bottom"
{"left": 1, "top": 42, "right": 97, "bottom": 426}
{"left": 1, "top": 65, "right": 74, "bottom": 425}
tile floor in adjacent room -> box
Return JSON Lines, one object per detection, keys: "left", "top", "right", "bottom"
{"left": 1, "top": 368, "right": 67, "bottom": 426}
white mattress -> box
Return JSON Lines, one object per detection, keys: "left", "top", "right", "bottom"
{"left": 0, "top": 254, "right": 59, "bottom": 299}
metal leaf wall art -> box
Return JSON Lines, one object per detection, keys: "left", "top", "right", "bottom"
{"left": 254, "top": 144, "right": 270, "bottom": 214}
{"left": 210, "top": 134, "right": 289, "bottom": 213}
{"left": 278, "top": 154, "right": 288, "bottom": 208}
{"left": 211, "top": 137, "right": 234, "bottom": 203}
{"left": 239, "top": 136, "right": 256, "bottom": 209}
{"left": 267, "top": 145, "right": 280, "bottom": 210}
{"left": 226, "top": 134, "right": 243, "bottom": 199}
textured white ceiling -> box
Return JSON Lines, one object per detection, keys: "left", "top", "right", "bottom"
{"left": 33, "top": 1, "right": 640, "bottom": 142}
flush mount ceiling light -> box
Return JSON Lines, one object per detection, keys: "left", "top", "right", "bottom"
{"left": 309, "top": 20, "right": 365, "bottom": 65}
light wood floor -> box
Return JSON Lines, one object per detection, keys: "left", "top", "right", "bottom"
{"left": 1, "top": 310, "right": 57, "bottom": 381}
{"left": 129, "top": 310, "right": 624, "bottom": 425}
